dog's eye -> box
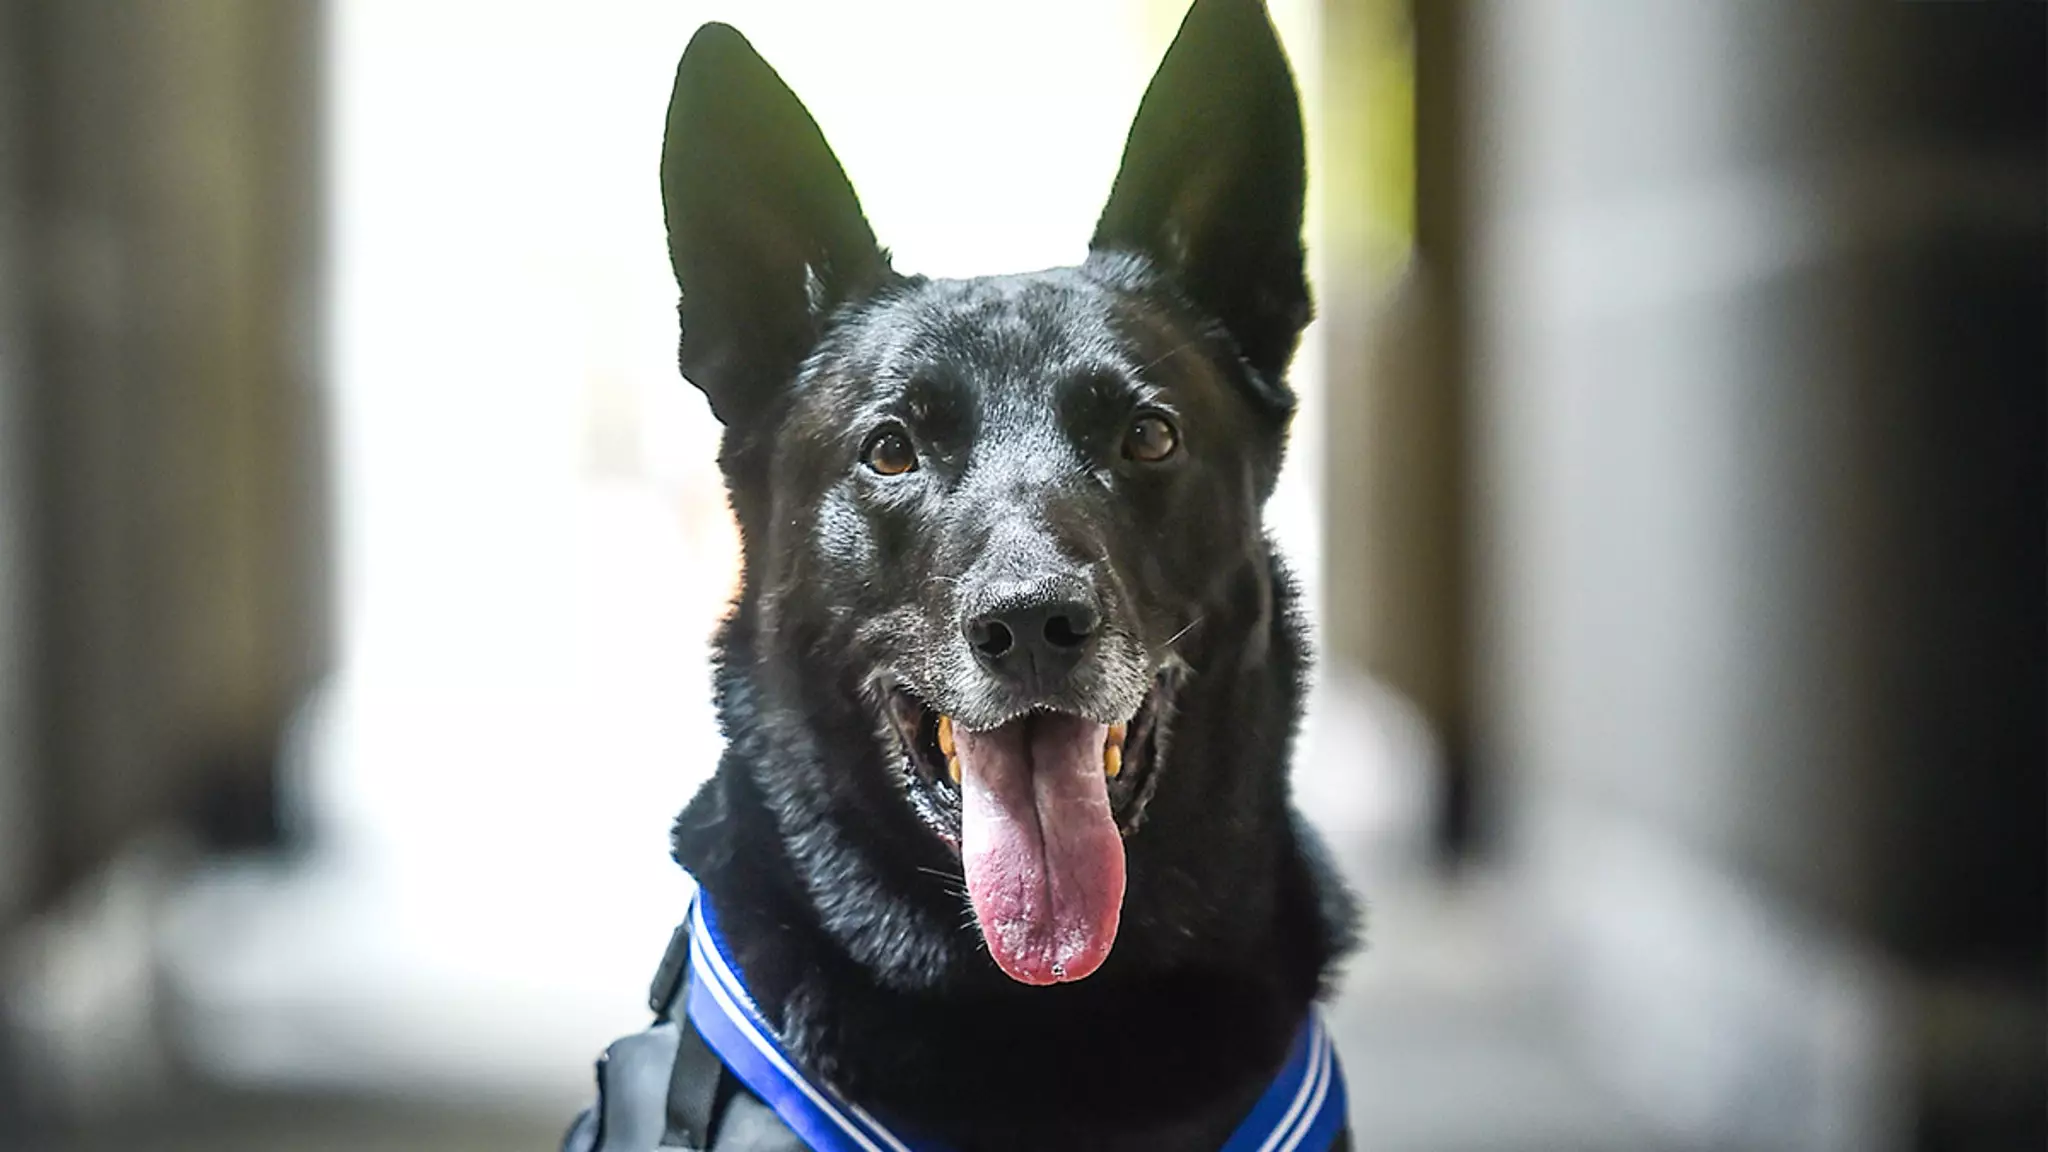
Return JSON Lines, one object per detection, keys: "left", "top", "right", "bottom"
{"left": 863, "top": 427, "right": 918, "bottom": 476}
{"left": 1123, "top": 412, "right": 1180, "bottom": 463}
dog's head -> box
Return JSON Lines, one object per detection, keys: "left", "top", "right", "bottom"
{"left": 663, "top": 0, "right": 1309, "bottom": 987}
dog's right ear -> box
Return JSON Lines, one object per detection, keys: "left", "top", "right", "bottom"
{"left": 662, "top": 25, "right": 887, "bottom": 427}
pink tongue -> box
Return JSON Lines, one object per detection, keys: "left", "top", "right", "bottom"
{"left": 955, "top": 713, "right": 1125, "bottom": 985}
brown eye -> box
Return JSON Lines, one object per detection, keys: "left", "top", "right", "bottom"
{"left": 864, "top": 427, "right": 918, "bottom": 476}
{"left": 1123, "top": 411, "right": 1179, "bottom": 463}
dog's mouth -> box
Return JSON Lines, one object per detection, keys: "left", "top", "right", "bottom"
{"left": 884, "top": 676, "right": 1171, "bottom": 985}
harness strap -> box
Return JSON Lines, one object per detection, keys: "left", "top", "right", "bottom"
{"left": 649, "top": 915, "right": 730, "bottom": 1150}
{"left": 663, "top": 1012, "right": 731, "bottom": 1148}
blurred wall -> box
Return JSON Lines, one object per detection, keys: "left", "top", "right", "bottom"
{"left": 0, "top": 0, "right": 327, "bottom": 928}
{"left": 1459, "top": 3, "right": 2042, "bottom": 1149}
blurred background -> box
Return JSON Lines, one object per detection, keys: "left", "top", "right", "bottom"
{"left": 0, "top": 1, "right": 2040, "bottom": 1149}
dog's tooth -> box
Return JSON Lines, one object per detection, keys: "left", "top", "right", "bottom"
{"left": 937, "top": 715, "right": 954, "bottom": 758}
{"left": 947, "top": 754, "right": 961, "bottom": 785}
{"left": 1107, "top": 724, "right": 1126, "bottom": 750}
{"left": 1104, "top": 743, "right": 1122, "bottom": 779}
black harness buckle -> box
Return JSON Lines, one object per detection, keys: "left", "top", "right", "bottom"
{"left": 648, "top": 919, "right": 694, "bottom": 1018}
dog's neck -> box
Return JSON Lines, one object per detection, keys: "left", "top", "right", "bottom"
{"left": 671, "top": 553, "right": 1352, "bottom": 1151}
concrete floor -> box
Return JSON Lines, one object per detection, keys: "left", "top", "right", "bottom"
{"left": 13, "top": 1089, "right": 565, "bottom": 1152}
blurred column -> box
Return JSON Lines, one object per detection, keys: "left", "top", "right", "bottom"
{"left": 1463, "top": 2, "right": 2042, "bottom": 1149}
{"left": 1322, "top": 0, "right": 1482, "bottom": 860}
{"left": 1, "top": 0, "right": 328, "bottom": 921}
{"left": 0, "top": 0, "right": 33, "bottom": 929}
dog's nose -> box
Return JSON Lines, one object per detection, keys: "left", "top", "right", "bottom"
{"left": 964, "top": 579, "right": 1100, "bottom": 686}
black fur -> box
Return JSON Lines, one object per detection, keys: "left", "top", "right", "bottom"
{"left": 659, "top": 2, "right": 1358, "bottom": 1147}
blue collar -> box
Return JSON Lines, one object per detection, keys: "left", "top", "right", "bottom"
{"left": 683, "top": 895, "right": 1348, "bottom": 1152}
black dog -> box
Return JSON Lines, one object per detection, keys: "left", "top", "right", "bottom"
{"left": 565, "top": 1, "right": 1357, "bottom": 1148}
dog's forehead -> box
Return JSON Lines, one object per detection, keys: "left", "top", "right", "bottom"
{"left": 823, "top": 269, "right": 1184, "bottom": 406}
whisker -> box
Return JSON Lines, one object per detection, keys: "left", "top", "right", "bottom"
{"left": 1137, "top": 335, "right": 1204, "bottom": 373}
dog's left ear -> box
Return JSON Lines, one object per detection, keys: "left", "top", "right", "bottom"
{"left": 662, "top": 24, "right": 889, "bottom": 428}
{"left": 1092, "top": 0, "right": 1309, "bottom": 405}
